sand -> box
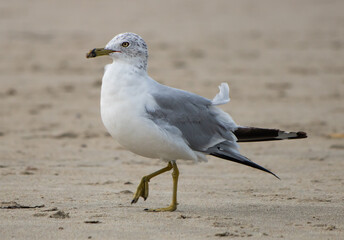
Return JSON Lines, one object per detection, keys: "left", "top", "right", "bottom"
{"left": 1, "top": 0, "right": 344, "bottom": 239}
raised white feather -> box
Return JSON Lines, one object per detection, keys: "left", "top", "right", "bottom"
{"left": 212, "top": 83, "right": 230, "bottom": 105}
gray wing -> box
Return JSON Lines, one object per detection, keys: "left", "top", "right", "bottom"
{"left": 146, "top": 86, "right": 237, "bottom": 152}
{"left": 147, "top": 84, "right": 280, "bottom": 179}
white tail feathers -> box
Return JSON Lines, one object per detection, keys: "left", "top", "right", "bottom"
{"left": 212, "top": 83, "right": 230, "bottom": 105}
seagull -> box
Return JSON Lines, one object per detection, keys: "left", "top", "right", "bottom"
{"left": 86, "top": 32, "right": 307, "bottom": 212}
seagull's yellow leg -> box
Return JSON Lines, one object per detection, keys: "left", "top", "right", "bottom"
{"left": 145, "top": 160, "right": 179, "bottom": 212}
{"left": 131, "top": 161, "right": 173, "bottom": 204}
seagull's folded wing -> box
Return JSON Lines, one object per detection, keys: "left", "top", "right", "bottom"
{"left": 146, "top": 84, "right": 237, "bottom": 152}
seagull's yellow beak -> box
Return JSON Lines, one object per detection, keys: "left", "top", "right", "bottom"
{"left": 86, "top": 48, "right": 120, "bottom": 58}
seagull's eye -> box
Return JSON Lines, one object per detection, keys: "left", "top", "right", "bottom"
{"left": 121, "top": 42, "right": 130, "bottom": 47}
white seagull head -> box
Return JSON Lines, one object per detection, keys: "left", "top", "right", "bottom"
{"left": 87, "top": 32, "right": 148, "bottom": 70}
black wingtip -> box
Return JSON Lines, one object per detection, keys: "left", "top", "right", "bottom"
{"left": 234, "top": 127, "right": 308, "bottom": 142}
{"left": 297, "top": 131, "right": 307, "bottom": 138}
{"left": 210, "top": 152, "right": 280, "bottom": 180}
{"left": 270, "top": 171, "right": 281, "bottom": 180}
{"left": 251, "top": 163, "right": 280, "bottom": 180}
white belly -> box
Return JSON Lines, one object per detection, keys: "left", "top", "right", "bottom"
{"left": 101, "top": 91, "right": 198, "bottom": 161}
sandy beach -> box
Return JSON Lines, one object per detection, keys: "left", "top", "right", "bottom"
{"left": 1, "top": 0, "right": 344, "bottom": 239}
